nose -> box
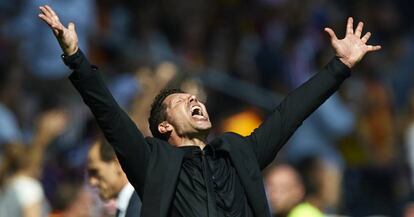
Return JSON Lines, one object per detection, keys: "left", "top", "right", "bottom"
{"left": 189, "top": 95, "right": 198, "bottom": 103}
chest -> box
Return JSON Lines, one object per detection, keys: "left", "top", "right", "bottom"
{"left": 172, "top": 150, "right": 253, "bottom": 216}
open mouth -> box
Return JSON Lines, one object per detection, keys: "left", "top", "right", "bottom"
{"left": 190, "top": 105, "right": 206, "bottom": 120}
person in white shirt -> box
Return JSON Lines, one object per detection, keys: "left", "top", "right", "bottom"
{"left": 87, "top": 139, "right": 141, "bottom": 217}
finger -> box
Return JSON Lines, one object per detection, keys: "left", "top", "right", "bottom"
{"left": 366, "top": 45, "right": 382, "bottom": 52}
{"left": 355, "top": 21, "right": 364, "bottom": 38}
{"left": 324, "top": 28, "right": 338, "bottom": 41}
{"left": 39, "top": 14, "right": 60, "bottom": 35}
{"left": 40, "top": 6, "right": 60, "bottom": 30}
{"left": 54, "top": 25, "right": 64, "bottom": 35}
{"left": 39, "top": 15, "right": 60, "bottom": 33}
{"left": 39, "top": 6, "right": 53, "bottom": 19}
{"left": 41, "top": 6, "right": 65, "bottom": 30}
{"left": 68, "top": 22, "right": 76, "bottom": 32}
{"left": 44, "top": 5, "right": 56, "bottom": 17}
{"left": 45, "top": 5, "right": 60, "bottom": 21}
{"left": 361, "top": 32, "right": 371, "bottom": 43}
{"left": 38, "top": 13, "right": 60, "bottom": 30}
{"left": 346, "top": 17, "right": 354, "bottom": 35}
{"left": 38, "top": 14, "right": 53, "bottom": 26}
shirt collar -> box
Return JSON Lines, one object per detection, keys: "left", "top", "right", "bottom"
{"left": 117, "top": 183, "right": 135, "bottom": 213}
{"left": 180, "top": 145, "right": 216, "bottom": 159}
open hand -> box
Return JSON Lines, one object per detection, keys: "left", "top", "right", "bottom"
{"left": 325, "top": 17, "right": 381, "bottom": 68}
{"left": 38, "top": 5, "right": 78, "bottom": 55}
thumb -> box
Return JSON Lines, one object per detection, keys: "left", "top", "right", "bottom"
{"left": 68, "top": 22, "right": 76, "bottom": 32}
{"left": 324, "top": 28, "right": 338, "bottom": 42}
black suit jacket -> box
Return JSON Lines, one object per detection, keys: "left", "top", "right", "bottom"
{"left": 66, "top": 50, "right": 350, "bottom": 217}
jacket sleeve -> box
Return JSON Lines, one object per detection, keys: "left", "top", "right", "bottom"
{"left": 245, "top": 57, "right": 351, "bottom": 169}
{"left": 64, "top": 49, "right": 149, "bottom": 194}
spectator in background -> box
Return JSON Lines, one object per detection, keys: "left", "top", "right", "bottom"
{"left": 281, "top": 93, "right": 354, "bottom": 215}
{"left": 0, "top": 66, "right": 23, "bottom": 146}
{"left": 48, "top": 182, "right": 96, "bottom": 217}
{"left": 358, "top": 79, "right": 395, "bottom": 166}
{"left": 264, "top": 164, "right": 304, "bottom": 217}
{"left": 404, "top": 89, "right": 414, "bottom": 188}
{"left": 288, "top": 157, "right": 341, "bottom": 217}
{"left": 87, "top": 139, "right": 141, "bottom": 217}
{"left": 129, "top": 61, "right": 177, "bottom": 137}
{"left": 0, "top": 109, "right": 68, "bottom": 217}
{"left": 403, "top": 195, "right": 414, "bottom": 217}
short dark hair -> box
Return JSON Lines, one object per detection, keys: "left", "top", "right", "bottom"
{"left": 294, "top": 156, "right": 322, "bottom": 196}
{"left": 97, "top": 140, "right": 117, "bottom": 162}
{"left": 149, "top": 88, "right": 184, "bottom": 140}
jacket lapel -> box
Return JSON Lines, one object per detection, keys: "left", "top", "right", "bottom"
{"left": 140, "top": 144, "right": 186, "bottom": 217}
{"left": 158, "top": 148, "right": 186, "bottom": 216}
{"left": 215, "top": 135, "right": 271, "bottom": 217}
{"left": 125, "top": 192, "right": 141, "bottom": 217}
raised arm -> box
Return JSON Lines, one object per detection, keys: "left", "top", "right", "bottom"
{"left": 28, "top": 110, "right": 68, "bottom": 178}
{"left": 248, "top": 18, "right": 381, "bottom": 169}
{"left": 38, "top": 5, "right": 150, "bottom": 193}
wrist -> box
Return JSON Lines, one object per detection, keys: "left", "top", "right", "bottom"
{"left": 64, "top": 46, "right": 79, "bottom": 56}
{"left": 338, "top": 57, "right": 354, "bottom": 69}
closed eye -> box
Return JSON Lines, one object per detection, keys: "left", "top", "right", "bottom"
{"left": 174, "top": 99, "right": 184, "bottom": 105}
{"left": 88, "top": 169, "right": 98, "bottom": 177}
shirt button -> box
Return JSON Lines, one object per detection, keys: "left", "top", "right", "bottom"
{"left": 212, "top": 175, "right": 215, "bottom": 180}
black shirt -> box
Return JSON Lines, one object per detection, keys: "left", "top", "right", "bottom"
{"left": 169, "top": 145, "right": 254, "bottom": 217}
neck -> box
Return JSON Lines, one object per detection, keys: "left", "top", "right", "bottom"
{"left": 116, "top": 177, "right": 129, "bottom": 197}
{"left": 169, "top": 134, "right": 207, "bottom": 149}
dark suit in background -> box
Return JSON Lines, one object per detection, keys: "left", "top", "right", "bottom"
{"left": 119, "top": 191, "right": 141, "bottom": 217}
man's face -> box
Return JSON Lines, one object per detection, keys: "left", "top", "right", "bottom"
{"left": 266, "top": 166, "right": 304, "bottom": 214}
{"left": 87, "top": 144, "right": 123, "bottom": 201}
{"left": 162, "top": 93, "right": 211, "bottom": 137}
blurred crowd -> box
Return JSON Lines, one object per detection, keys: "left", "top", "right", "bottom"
{"left": 1, "top": 0, "right": 414, "bottom": 216}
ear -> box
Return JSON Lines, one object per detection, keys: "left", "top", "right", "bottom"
{"left": 158, "top": 121, "right": 173, "bottom": 134}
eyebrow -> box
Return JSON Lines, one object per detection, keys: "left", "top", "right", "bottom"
{"left": 172, "top": 97, "right": 183, "bottom": 106}
{"left": 171, "top": 95, "right": 187, "bottom": 105}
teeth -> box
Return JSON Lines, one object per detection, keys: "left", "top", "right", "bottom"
{"left": 191, "top": 106, "right": 200, "bottom": 112}
{"left": 191, "top": 106, "right": 202, "bottom": 116}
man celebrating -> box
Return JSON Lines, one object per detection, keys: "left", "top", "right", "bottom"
{"left": 39, "top": 5, "right": 380, "bottom": 217}
{"left": 87, "top": 139, "right": 141, "bottom": 217}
